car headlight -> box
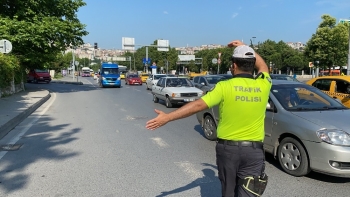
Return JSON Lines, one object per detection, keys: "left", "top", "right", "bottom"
{"left": 198, "top": 92, "right": 203, "bottom": 96}
{"left": 172, "top": 93, "right": 181, "bottom": 97}
{"left": 102, "top": 77, "right": 106, "bottom": 80}
{"left": 317, "top": 129, "right": 350, "bottom": 146}
{"left": 117, "top": 77, "right": 120, "bottom": 80}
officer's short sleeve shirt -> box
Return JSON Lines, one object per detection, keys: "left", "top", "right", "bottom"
{"left": 201, "top": 72, "right": 272, "bottom": 141}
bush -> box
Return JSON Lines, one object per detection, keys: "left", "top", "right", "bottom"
{"left": 0, "top": 53, "right": 23, "bottom": 88}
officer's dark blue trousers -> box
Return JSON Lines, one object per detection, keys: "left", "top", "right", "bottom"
{"left": 216, "top": 140, "right": 264, "bottom": 197}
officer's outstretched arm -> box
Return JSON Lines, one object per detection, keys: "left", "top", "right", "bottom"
{"left": 146, "top": 99, "right": 208, "bottom": 130}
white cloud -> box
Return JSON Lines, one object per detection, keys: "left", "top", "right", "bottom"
{"left": 163, "top": 11, "right": 168, "bottom": 14}
{"left": 232, "top": 13, "right": 238, "bottom": 18}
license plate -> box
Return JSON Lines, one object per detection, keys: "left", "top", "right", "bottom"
{"left": 184, "top": 98, "right": 195, "bottom": 102}
{"left": 134, "top": 83, "right": 139, "bottom": 84}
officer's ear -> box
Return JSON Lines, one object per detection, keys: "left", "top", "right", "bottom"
{"left": 231, "top": 63, "right": 237, "bottom": 71}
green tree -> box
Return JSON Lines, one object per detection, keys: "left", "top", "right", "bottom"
{"left": 0, "top": 0, "right": 88, "bottom": 69}
{"left": 304, "top": 14, "right": 349, "bottom": 70}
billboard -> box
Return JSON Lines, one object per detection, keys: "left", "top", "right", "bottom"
{"left": 178, "top": 55, "right": 195, "bottom": 61}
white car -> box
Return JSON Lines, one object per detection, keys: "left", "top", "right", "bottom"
{"left": 146, "top": 74, "right": 167, "bottom": 90}
{"left": 152, "top": 77, "right": 203, "bottom": 108}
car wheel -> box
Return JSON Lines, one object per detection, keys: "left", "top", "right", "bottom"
{"left": 33, "top": 78, "right": 38, "bottom": 83}
{"left": 125, "top": 81, "right": 128, "bottom": 85}
{"left": 153, "top": 94, "right": 159, "bottom": 103}
{"left": 146, "top": 84, "right": 149, "bottom": 90}
{"left": 277, "top": 137, "right": 310, "bottom": 177}
{"left": 203, "top": 115, "right": 217, "bottom": 141}
{"left": 165, "top": 97, "right": 173, "bottom": 108}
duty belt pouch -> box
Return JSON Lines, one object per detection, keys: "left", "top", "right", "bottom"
{"left": 239, "top": 173, "right": 268, "bottom": 196}
{"left": 238, "top": 152, "right": 268, "bottom": 196}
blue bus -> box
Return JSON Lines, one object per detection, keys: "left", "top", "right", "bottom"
{"left": 99, "top": 62, "right": 121, "bottom": 88}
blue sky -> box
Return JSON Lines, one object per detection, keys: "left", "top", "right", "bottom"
{"left": 77, "top": 0, "right": 350, "bottom": 50}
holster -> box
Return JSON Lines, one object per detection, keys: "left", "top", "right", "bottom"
{"left": 238, "top": 173, "right": 268, "bottom": 196}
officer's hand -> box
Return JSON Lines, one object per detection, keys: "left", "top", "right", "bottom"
{"left": 228, "top": 40, "right": 245, "bottom": 48}
{"left": 146, "top": 109, "right": 170, "bottom": 130}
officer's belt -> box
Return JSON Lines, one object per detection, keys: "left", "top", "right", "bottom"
{"left": 217, "top": 139, "right": 263, "bottom": 149}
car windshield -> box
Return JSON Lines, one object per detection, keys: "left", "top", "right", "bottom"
{"left": 271, "top": 84, "right": 347, "bottom": 111}
{"left": 271, "top": 75, "right": 299, "bottom": 82}
{"left": 129, "top": 75, "right": 138, "bottom": 78}
{"left": 154, "top": 75, "right": 167, "bottom": 80}
{"left": 205, "top": 76, "right": 225, "bottom": 84}
{"left": 34, "top": 69, "right": 48, "bottom": 73}
{"left": 219, "top": 75, "right": 233, "bottom": 80}
{"left": 167, "top": 74, "right": 176, "bottom": 77}
{"left": 102, "top": 68, "right": 119, "bottom": 74}
{"left": 166, "top": 78, "right": 194, "bottom": 87}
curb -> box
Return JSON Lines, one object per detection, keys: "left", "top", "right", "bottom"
{"left": 51, "top": 81, "right": 83, "bottom": 85}
{"left": 0, "top": 92, "right": 51, "bottom": 140}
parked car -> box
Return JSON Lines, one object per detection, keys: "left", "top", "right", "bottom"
{"left": 125, "top": 73, "right": 142, "bottom": 85}
{"left": 152, "top": 77, "right": 203, "bottom": 108}
{"left": 27, "top": 69, "right": 51, "bottom": 83}
{"left": 306, "top": 76, "right": 350, "bottom": 108}
{"left": 270, "top": 74, "right": 299, "bottom": 82}
{"left": 196, "top": 80, "right": 350, "bottom": 177}
{"left": 146, "top": 74, "right": 167, "bottom": 90}
{"left": 140, "top": 73, "right": 150, "bottom": 83}
{"left": 193, "top": 75, "right": 226, "bottom": 94}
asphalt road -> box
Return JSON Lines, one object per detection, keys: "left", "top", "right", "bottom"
{"left": 0, "top": 77, "right": 348, "bottom": 197}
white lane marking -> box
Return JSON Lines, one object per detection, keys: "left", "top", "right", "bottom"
{"left": 175, "top": 161, "right": 214, "bottom": 184}
{"left": 126, "top": 115, "right": 134, "bottom": 120}
{"left": 120, "top": 108, "right": 126, "bottom": 112}
{"left": 135, "top": 89, "right": 141, "bottom": 92}
{"left": 150, "top": 137, "right": 169, "bottom": 149}
{"left": 148, "top": 92, "right": 152, "bottom": 95}
{"left": 86, "top": 79, "right": 94, "bottom": 85}
{"left": 116, "top": 129, "right": 119, "bottom": 133}
{"left": 0, "top": 93, "right": 57, "bottom": 160}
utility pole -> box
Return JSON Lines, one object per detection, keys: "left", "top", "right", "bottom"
{"left": 72, "top": 47, "right": 75, "bottom": 80}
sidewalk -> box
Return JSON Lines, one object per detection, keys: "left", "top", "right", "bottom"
{"left": 0, "top": 75, "right": 83, "bottom": 140}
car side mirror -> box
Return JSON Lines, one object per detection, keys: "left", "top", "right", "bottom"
{"left": 266, "top": 103, "right": 271, "bottom": 109}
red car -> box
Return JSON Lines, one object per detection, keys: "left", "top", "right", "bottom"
{"left": 125, "top": 74, "right": 142, "bottom": 85}
{"left": 27, "top": 69, "right": 52, "bottom": 83}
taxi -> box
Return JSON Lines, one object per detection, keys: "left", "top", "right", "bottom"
{"left": 306, "top": 76, "right": 350, "bottom": 107}
{"left": 140, "top": 73, "right": 149, "bottom": 83}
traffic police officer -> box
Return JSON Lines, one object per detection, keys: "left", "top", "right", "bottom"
{"left": 146, "top": 40, "right": 271, "bottom": 197}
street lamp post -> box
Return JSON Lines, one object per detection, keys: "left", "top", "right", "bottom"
{"left": 252, "top": 37, "right": 256, "bottom": 49}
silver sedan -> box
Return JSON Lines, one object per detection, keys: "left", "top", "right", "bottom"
{"left": 196, "top": 80, "right": 350, "bottom": 177}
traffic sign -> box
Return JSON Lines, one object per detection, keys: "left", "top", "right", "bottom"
{"left": 309, "top": 62, "right": 314, "bottom": 68}
{"left": 143, "top": 58, "right": 151, "bottom": 64}
{"left": 0, "top": 39, "right": 12, "bottom": 54}
{"left": 75, "top": 61, "right": 79, "bottom": 66}
{"left": 212, "top": 58, "right": 218, "bottom": 64}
